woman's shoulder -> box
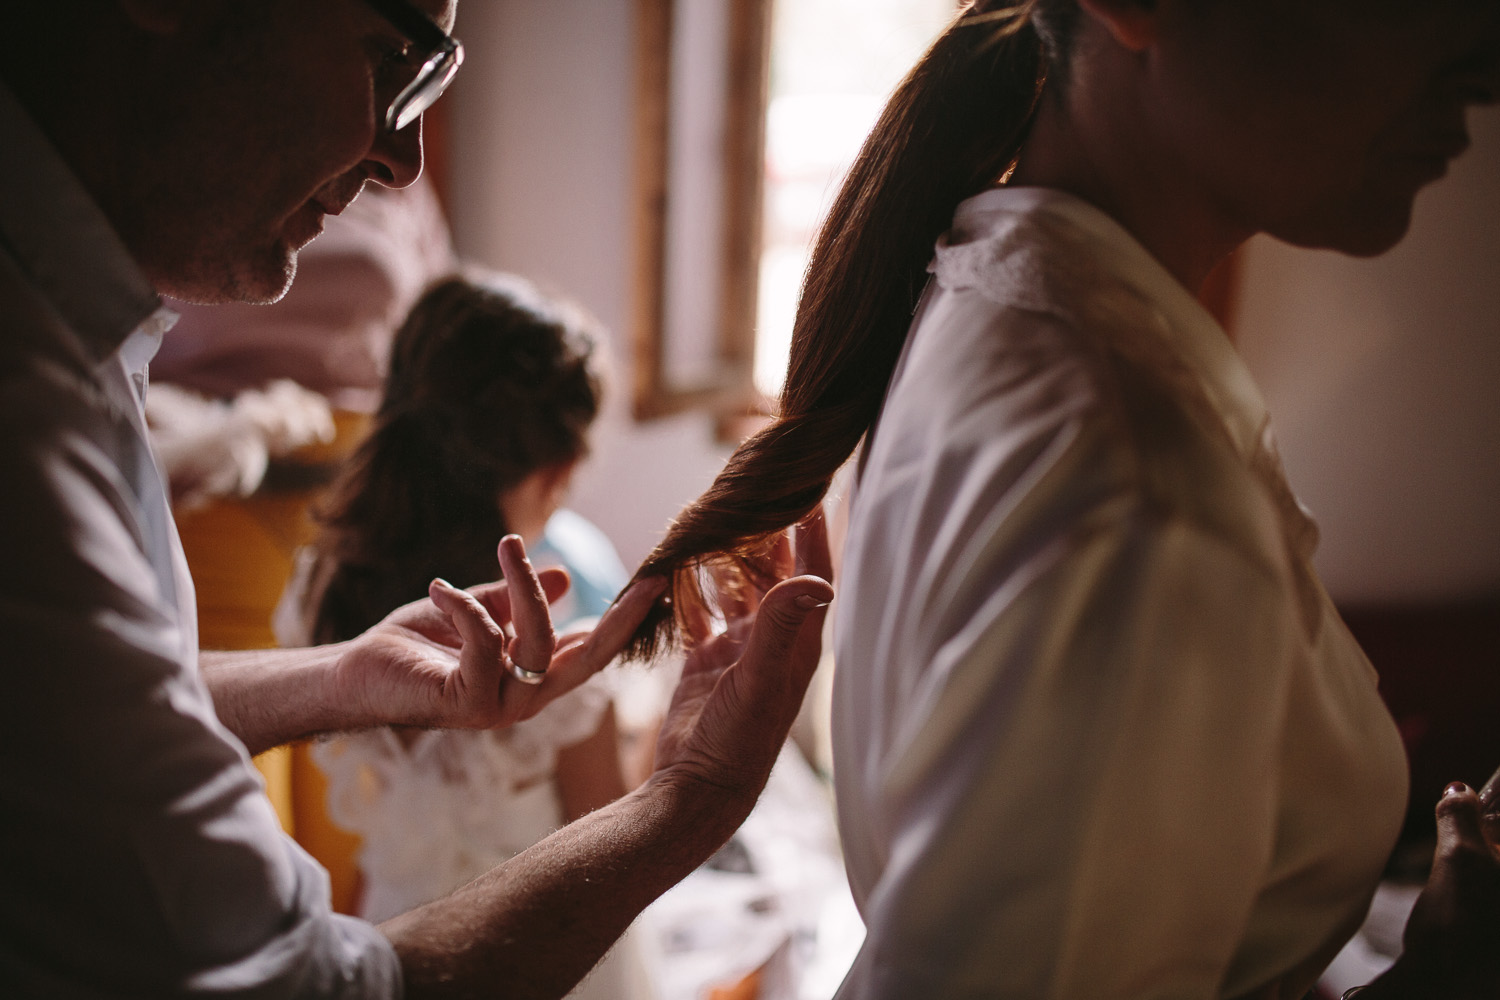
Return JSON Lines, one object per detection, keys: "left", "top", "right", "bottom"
{"left": 889, "top": 278, "right": 1105, "bottom": 431}
{"left": 873, "top": 288, "right": 1282, "bottom": 579}
{"left": 877, "top": 282, "right": 1123, "bottom": 499}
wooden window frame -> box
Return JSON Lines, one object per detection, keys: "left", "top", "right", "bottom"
{"left": 630, "top": 0, "right": 774, "bottom": 426}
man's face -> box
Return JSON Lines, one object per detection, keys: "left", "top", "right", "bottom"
{"left": 124, "top": 0, "right": 456, "bottom": 304}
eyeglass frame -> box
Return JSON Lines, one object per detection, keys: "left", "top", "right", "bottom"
{"left": 362, "top": 0, "right": 465, "bottom": 133}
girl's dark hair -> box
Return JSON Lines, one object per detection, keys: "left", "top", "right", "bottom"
{"left": 624, "top": 0, "right": 1074, "bottom": 658}
{"left": 308, "top": 269, "right": 604, "bottom": 644}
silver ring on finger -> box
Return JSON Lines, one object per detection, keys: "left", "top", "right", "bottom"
{"left": 508, "top": 658, "right": 546, "bottom": 685}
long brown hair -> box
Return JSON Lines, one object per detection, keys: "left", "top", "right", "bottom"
{"left": 624, "top": 0, "right": 1076, "bottom": 659}
{"left": 308, "top": 270, "right": 604, "bottom": 644}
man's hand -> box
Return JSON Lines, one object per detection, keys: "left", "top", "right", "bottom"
{"left": 382, "top": 516, "right": 833, "bottom": 1000}
{"left": 333, "top": 534, "right": 666, "bottom": 733}
{"left": 651, "top": 512, "right": 834, "bottom": 803}
{"left": 1371, "top": 782, "right": 1500, "bottom": 999}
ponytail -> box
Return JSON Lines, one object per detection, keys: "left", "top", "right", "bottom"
{"left": 625, "top": 0, "right": 1065, "bottom": 659}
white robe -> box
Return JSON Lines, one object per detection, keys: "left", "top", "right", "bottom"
{"left": 832, "top": 186, "right": 1407, "bottom": 999}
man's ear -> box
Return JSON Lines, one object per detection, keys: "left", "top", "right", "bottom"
{"left": 1076, "top": 0, "right": 1160, "bottom": 53}
{"left": 116, "top": 0, "right": 195, "bottom": 35}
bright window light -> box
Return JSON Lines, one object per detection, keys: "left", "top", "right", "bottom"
{"left": 755, "top": 0, "right": 958, "bottom": 397}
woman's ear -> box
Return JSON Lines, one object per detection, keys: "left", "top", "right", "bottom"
{"left": 498, "top": 460, "right": 581, "bottom": 543}
{"left": 1076, "top": 0, "right": 1161, "bottom": 53}
{"left": 542, "top": 459, "right": 579, "bottom": 508}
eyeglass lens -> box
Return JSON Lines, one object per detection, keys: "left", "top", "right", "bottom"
{"left": 387, "top": 43, "right": 463, "bottom": 132}
{"left": 363, "top": 0, "right": 465, "bottom": 132}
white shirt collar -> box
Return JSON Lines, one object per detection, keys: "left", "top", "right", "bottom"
{"left": 942, "top": 186, "right": 1270, "bottom": 463}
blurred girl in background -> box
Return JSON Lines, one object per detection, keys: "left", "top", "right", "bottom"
{"left": 277, "top": 269, "right": 651, "bottom": 999}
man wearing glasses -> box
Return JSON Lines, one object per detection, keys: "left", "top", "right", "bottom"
{"left": 0, "top": 2, "right": 832, "bottom": 997}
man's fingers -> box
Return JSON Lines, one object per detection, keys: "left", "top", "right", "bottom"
{"left": 795, "top": 506, "right": 834, "bottom": 584}
{"left": 767, "top": 531, "right": 794, "bottom": 581}
{"left": 712, "top": 562, "right": 758, "bottom": 631}
{"left": 1436, "top": 783, "right": 1496, "bottom": 858}
{"left": 468, "top": 567, "right": 570, "bottom": 625}
{"left": 537, "top": 567, "right": 570, "bottom": 605}
{"left": 679, "top": 574, "right": 715, "bottom": 647}
{"left": 790, "top": 512, "right": 832, "bottom": 672}
{"left": 734, "top": 575, "right": 833, "bottom": 701}
{"left": 717, "top": 533, "right": 795, "bottom": 647}
{"left": 499, "top": 535, "right": 556, "bottom": 676}
{"left": 583, "top": 577, "right": 667, "bottom": 663}
{"left": 429, "top": 577, "right": 505, "bottom": 693}
{"left": 1479, "top": 767, "right": 1500, "bottom": 844}
{"left": 540, "top": 577, "right": 669, "bottom": 697}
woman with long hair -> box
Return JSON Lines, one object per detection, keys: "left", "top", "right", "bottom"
{"left": 624, "top": 1, "right": 1500, "bottom": 996}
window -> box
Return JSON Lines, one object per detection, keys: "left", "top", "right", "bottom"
{"left": 756, "top": 0, "right": 957, "bottom": 396}
{"left": 631, "top": 0, "right": 956, "bottom": 424}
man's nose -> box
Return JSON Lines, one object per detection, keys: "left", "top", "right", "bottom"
{"left": 366, "top": 115, "right": 425, "bottom": 189}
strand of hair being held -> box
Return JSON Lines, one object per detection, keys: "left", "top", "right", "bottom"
{"left": 622, "top": 1, "right": 1052, "bottom": 661}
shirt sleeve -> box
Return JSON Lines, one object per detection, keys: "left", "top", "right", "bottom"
{"left": 0, "top": 368, "right": 403, "bottom": 997}
{"left": 850, "top": 500, "right": 1300, "bottom": 1000}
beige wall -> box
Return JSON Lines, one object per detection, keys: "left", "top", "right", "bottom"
{"left": 1234, "top": 107, "right": 1500, "bottom": 604}
{"left": 445, "top": 0, "right": 735, "bottom": 571}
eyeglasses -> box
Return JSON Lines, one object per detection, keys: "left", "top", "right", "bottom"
{"left": 363, "top": 0, "right": 465, "bottom": 132}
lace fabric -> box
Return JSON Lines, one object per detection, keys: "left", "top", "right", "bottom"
{"left": 312, "top": 679, "right": 612, "bottom": 923}
{"left": 274, "top": 544, "right": 617, "bottom": 923}
{"left": 273, "top": 529, "right": 662, "bottom": 998}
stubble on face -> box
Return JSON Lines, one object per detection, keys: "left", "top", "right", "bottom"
{"left": 127, "top": 1, "right": 384, "bottom": 305}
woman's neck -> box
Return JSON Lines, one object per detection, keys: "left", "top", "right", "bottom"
{"left": 1009, "top": 71, "right": 1249, "bottom": 296}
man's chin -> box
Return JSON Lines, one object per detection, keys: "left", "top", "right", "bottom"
{"left": 155, "top": 250, "right": 298, "bottom": 306}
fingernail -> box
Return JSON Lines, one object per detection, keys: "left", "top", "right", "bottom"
{"left": 1443, "top": 782, "right": 1470, "bottom": 798}
{"left": 432, "top": 577, "right": 454, "bottom": 590}
{"left": 794, "top": 594, "right": 831, "bottom": 610}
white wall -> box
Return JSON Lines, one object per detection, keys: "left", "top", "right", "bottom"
{"left": 444, "top": 0, "right": 735, "bottom": 570}
{"left": 1234, "top": 107, "right": 1500, "bottom": 604}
